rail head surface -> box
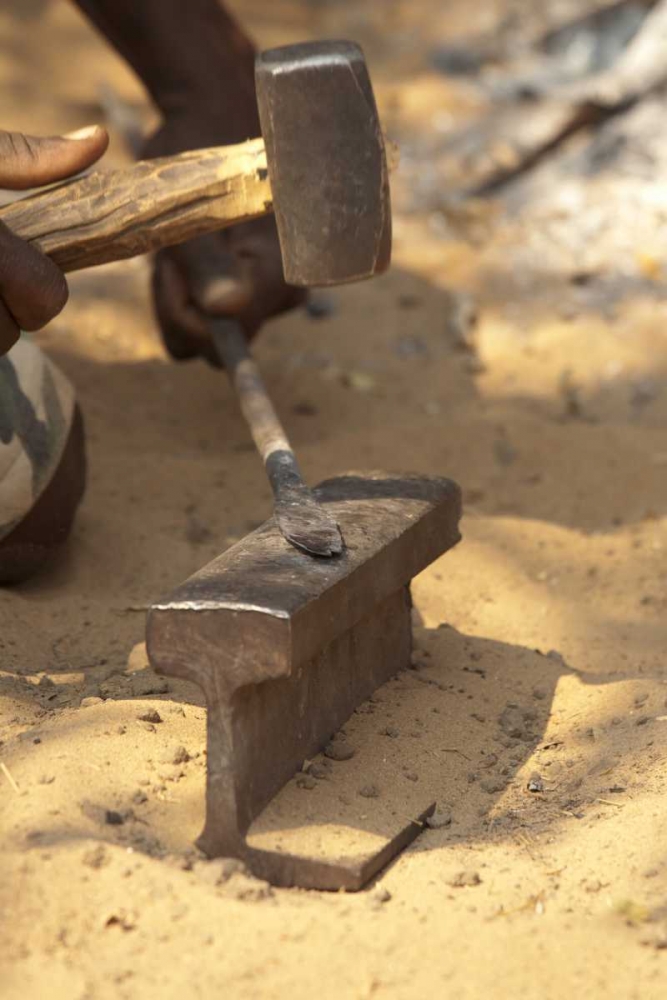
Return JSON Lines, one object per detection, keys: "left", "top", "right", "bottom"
{"left": 147, "top": 472, "right": 462, "bottom": 692}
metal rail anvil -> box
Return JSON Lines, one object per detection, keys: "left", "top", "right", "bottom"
{"left": 146, "top": 473, "right": 462, "bottom": 891}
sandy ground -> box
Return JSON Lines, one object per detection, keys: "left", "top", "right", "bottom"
{"left": 1, "top": 1, "right": 667, "bottom": 997}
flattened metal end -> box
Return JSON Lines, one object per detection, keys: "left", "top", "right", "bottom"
{"left": 275, "top": 487, "right": 345, "bottom": 558}
{"left": 255, "top": 40, "right": 391, "bottom": 287}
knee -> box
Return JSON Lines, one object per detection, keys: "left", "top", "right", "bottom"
{"left": 0, "top": 404, "right": 86, "bottom": 584}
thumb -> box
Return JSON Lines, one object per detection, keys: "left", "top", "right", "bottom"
{"left": 0, "top": 125, "right": 109, "bottom": 190}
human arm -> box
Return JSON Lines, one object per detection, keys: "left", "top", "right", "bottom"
{"left": 73, "top": 0, "right": 304, "bottom": 364}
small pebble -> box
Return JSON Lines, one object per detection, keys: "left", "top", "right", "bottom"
{"left": 358, "top": 784, "right": 380, "bottom": 799}
{"left": 532, "top": 686, "right": 548, "bottom": 701}
{"left": 137, "top": 709, "right": 162, "bottom": 724}
{"left": 104, "top": 909, "right": 137, "bottom": 931}
{"left": 105, "top": 810, "right": 125, "bottom": 826}
{"left": 307, "top": 761, "right": 332, "bottom": 780}
{"left": 426, "top": 807, "right": 452, "bottom": 829}
{"left": 371, "top": 887, "right": 392, "bottom": 905}
{"left": 324, "top": 738, "right": 355, "bottom": 762}
{"left": 171, "top": 746, "right": 191, "bottom": 765}
{"left": 527, "top": 773, "right": 545, "bottom": 793}
{"left": 404, "top": 772, "right": 419, "bottom": 782}
{"left": 380, "top": 726, "right": 400, "bottom": 739}
{"left": 132, "top": 790, "right": 148, "bottom": 805}
{"left": 296, "top": 774, "right": 317, "bottom": 791}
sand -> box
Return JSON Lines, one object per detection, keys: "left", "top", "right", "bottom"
{"left": 1, "top": 1, "right": 666, "bottom": 997}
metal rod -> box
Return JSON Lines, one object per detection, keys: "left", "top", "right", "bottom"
{"left": 210, "top": 317, "right": 344, "bottom": 557}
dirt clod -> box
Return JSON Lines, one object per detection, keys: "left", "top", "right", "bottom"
{"left": 193, "top": 858, "right": 246, "bottom": 887}
{"left": 137, "top": 709, "right": 162, "bottom": 724}
{"left": 527, "top": 773, "right": 545, "bottom": 793}
{"left": 222, "top": 872, "right": 274, "bottom": 902}
{"left": 449, "top": 870, "right": 482, "bottom": 888}
{"left": 324, "top": 737, "right": 355, "bottom": 761}
{"left": 129, "top": 673, "right": 169, "bottom": 697}
{"left": 166, "top": 746, "right": 191, "bottom": 765}
{"left": 306, "top": 760, "right": 333, "bottom": 780}
{"left": 371, "top": 887, "right": 392, "bottom": 905}
{"left": 427, "top": 807, "right": 453, "bottom": 829}
{"left": 82, "top": 844, "right": 109, "bottom": 869}
{"left": 498, "top": 705, "right": 536, "bottom": 742}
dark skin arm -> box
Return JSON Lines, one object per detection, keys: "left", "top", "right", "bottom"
{"left": 73, "top": 0, "right": 304, "bottom": 364}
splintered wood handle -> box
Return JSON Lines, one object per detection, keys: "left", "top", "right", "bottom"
{"left": 0, "top": 137, "right": 272, "bottom": 273}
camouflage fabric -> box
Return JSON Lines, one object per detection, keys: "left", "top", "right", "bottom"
{"left": 0, "top": 336, "right": 75, "bottom": 541}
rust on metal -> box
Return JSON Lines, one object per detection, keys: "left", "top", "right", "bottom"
{"left": 146, "top": 472, "right": 461, "bottom": 890}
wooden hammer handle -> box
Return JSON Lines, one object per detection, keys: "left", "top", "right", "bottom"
{"left": 0, "top": 138, "right": 272, "bottom": 273}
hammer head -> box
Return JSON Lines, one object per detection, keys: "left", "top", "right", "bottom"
{"left": 255, "top": 41, "right": 391, "bottom": 287}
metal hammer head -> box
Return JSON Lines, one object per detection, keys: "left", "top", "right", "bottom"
{"left": 255, "top": 41, "right": 391, "bottom": 287}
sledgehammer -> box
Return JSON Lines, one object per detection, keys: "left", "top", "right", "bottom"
{"left": 0, "top": 40, "right": 391, "bottom": 557}
{"left": 0, "top": 42, "right": 391, "bottom": 285}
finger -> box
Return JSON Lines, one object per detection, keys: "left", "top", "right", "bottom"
{"left": 152, "top": 253, "right": 220, "bottom": 365}
{"left": 0, "top": 298, "right": 20, "bottom": 357}
{"left": 0, "top": 221, "right": 68, "bottom": 330}
{"left": 0, "top": 125, "right": 109, "bottom": 190}
{"left": 228, "top": 220, "right": 306, "bottom": 335}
